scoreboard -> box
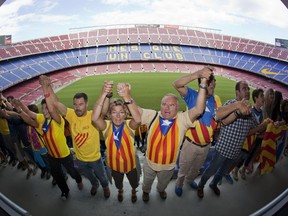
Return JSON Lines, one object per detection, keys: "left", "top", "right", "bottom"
{"left": 0, "top": 35, "right": 12, "bottom": 46}
{"left": 275, "top": 38, "right": 288, "bottom": 49}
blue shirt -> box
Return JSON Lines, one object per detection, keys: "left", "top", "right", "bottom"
{"left": 183, "top": 87, "right": 215, "bottom": 127}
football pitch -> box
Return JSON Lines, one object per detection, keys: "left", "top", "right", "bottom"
{"left": 55, "top": 72, "right": 238, "bottom": 111}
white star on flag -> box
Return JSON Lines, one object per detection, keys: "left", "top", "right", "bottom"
{"left": 161, "top": 119, "right": 172, "bottom": 126}
{"left": 113, "top": 132, "right": 119, "bottom": 141}
{"left": 205, "top": 106, "right": 211, "bottom": 112}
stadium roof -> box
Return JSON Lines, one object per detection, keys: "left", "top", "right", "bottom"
{"left": 0, "top": 0, "right": 5, "bottom": 7}
{"left": 281, "top": 0, "right": 288, "bottom": 9}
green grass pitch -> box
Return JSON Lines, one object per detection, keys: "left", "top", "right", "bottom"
{"left": 55, "top": 72, "right": 238, "bottom": 111}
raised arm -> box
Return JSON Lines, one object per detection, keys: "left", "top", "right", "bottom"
{"left": 216, "top": 99, "right": 252, "bottom": 125}
{"left": 187, "top": 67, "right": 213, "bottom": 122}
{"left": 117, "top": 83, "right": 141, "bottom": 130}
{"left": 39, "top": 75, "right": 68, "bottom": 117}
{"left": 39, "top": 76, "right": 62, "bottom": 124}
{"left": 92, "top": 81, "right": 114, "bottom": 131}
{"left": 0, "top": 93, "right": 14, "bottom": 111}
{"left": 172, "top": 66, "right": 214, "bottom": 97}
{"left": 11, "top": 99, "right": 39, "bottom": 127}
{"left": 12, "top": 98, "right": 37, "bottom": 120}
{"left": 101, "top": 89, "right": 112, "bottom": 118}
{"left": 0, "top": 108, "right": 9, "bottom": 119}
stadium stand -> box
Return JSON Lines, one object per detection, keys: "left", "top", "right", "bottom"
{"left": 0, "top": 24, "right": 287, "bottom": 103}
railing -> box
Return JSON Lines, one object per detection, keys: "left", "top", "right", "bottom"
{"left": 250, "top": 188, "right": 288, "bottom": 216}
{"left": 0, "top": 193, "right": 31, "bottom": 216}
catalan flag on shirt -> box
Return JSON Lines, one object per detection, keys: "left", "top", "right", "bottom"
{"left": 105, "top": 121, "right": 136, "bottom": 173}
{"left": 36, "top": 114, "right": 70, "bottom": 159}
{"left": 258, "top": 123, "right": 288, "bottom": 175}
{"left": 147, "top": 116, "right": 179, "bottom": 165}
{"left": 186, "top": 94, "right": 221, "bottom": 144}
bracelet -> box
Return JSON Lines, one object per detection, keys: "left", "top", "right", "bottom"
{"left": 124, "top": 98, "right": 134, "bottom": 105}
{"left": 199, "top": 83, "right": 208, "bottom": 89}
{"left": 106, "top": 93, "right": 113, "bottom": 99}
{"left": 44, "top": 93, "right": 50, "bottom": 98}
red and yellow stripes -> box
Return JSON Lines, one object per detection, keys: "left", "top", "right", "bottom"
{"left": 242, "top": 134, "right": 257, "bottom": 152}
{"left": 147, "top": 118, "right": 179, "bottom": 164}
{"left": 106, "top": 125, "right": 136, "bottom": 173}
{"left": 74, "top": 132, "right": 89, "bottom": 148}
{"left": 186, "top": 96, "right": 221, "bottom": 145}
{"left": 187, "top": 120, "right": 216, "bottom": 144}
{"left": 43, "top": 125, "right": 64, "bottom": 158}
{"left": 258, "top": 123, "right": 287, "bottom": 175}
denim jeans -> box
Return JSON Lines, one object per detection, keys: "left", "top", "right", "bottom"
{"left": 76, "top": 158, "right": 109, "bottom": 188}
{"left": 198, "top": 149, "right": 234, "bottom": 188}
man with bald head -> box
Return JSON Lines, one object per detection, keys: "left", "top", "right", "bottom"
{"left": 139, "top": 67, "right": 213, "bottom": 202}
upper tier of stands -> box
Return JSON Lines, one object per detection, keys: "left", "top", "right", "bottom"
{"left": 0, "top": 24, "right": 287, "bottom": 61}
{"left": 0, "top": 24, "right": 287, "bottom": 102}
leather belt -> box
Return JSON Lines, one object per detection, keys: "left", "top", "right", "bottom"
{"left": 185, "top": 136, "right": 210, "bottom": 148}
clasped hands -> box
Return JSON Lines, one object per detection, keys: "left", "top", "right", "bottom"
{"left": 102, "top": 81, "right": 131, "bottom": 98}
{"left": 237, "top": 99, "right": 252, "bottom": 116}
{"left": 39, "top": 75, "right": 51, "bottom": 86}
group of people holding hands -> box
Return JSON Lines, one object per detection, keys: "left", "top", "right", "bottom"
{"left": 0, "top": 66, "right": 286, "bottom": 203}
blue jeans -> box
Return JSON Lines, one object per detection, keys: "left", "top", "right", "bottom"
{"left": 76, "top": 158, "right": 109, "bottom": 188}
{"left": 198, "top": 149, "right": 234, "bottom": 188}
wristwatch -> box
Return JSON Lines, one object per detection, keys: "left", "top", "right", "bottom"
{"left": 124, "top": 98, "right": 134, "bottom": 105}
{"left": 199, "top": 83, "right": 208, "bottom": 89}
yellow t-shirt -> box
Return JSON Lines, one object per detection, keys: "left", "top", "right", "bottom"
{"left": 0, "top": 118, "right": 10, "bottom": 135}
{"left": 65, "top": 108, "right": 101, "bottom": 162}
{"left": 36, "top": 114, "right": 70, "bottom": 158}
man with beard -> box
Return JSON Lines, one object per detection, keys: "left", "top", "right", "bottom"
{"left": 39, "top": 75, "right": 110, "bottom": 198}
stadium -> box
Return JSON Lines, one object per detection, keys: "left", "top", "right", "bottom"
{"left": 0, "top": 24, "right": 287, "bottom": 104}
{"left": 0, "top": 23, "right": 288, "bottom": 216}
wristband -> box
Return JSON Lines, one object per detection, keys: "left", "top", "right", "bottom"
{"left": 44, "top": 93, "right": 50, "bottom": 98}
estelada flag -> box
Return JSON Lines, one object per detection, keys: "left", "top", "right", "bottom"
{"left": 276, "top": 130, "right": 288, "bottom": 162}
{"left": 258, "top": 122, "right": 288, "bottom": 175}
{"left": 242, "top": 134, "right": 257, "bottom": 152}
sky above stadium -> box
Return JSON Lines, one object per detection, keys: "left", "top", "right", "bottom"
{"left": 0, "top": 0, "right": 287, "bottom": 44}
